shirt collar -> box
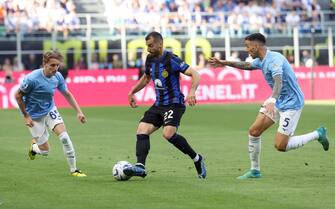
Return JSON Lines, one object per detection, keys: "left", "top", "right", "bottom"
{"left": 158, "top": 50, "right": 168, "bottom": 62}
{"left": 260, "top": 50, "right": 270, "bottom": 62}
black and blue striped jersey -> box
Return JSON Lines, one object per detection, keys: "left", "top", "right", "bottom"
{"left": 145, "top": 50, "right": 189, "bottom": 106}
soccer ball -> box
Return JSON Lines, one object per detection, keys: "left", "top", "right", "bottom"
{"left": 112, "top": 161, "right": 132, "bottom": 181}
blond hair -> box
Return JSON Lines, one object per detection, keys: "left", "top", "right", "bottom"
{"left": 43, "top": 50, "right": 64, "bottom": 65}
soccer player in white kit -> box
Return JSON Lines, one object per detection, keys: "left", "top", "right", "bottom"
{"left": 15, "top": 50, "right": 87, "bottom": 177}
{"left": 208, "top": 33, "right": 330, "bottom": 179}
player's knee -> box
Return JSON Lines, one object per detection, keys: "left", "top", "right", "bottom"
{"left": 162, "top": 132, "right": 174, "bottom": 140}
{"left": 248, "top": 128, "right": 262, "bottom": 137}
{"left": 274, "top": 142, "right": 287, "bottom": 152}
{"left": 37, "top": 133, "right": 49, "bottom": 147}
{"left": 136, "top": 124, "right": 154, "bottom": 135}
{"left": 59, "top": 132, "right": 71, "bottom": 144}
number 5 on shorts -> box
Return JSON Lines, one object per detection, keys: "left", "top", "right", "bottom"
{"left": 283, "top": 118, "right": 290, "bottom": 127}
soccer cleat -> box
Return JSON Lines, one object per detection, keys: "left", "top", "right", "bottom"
{"left": 316, "top": 127, "right": 329, "bottom": 151}
{"left": 28, "top": 143, "right": 37, "bottom": 160}
{"left": 123, "top": 163, "right": 147, "bottom": 178}
{"left": 194, "top": 154, "right": 206, "bottom": 179}
{"left": 71, "top": 169, "right": 87, "bottom": 177}
{"left": 237, "top": 169, "right": 261, "bottom": 180}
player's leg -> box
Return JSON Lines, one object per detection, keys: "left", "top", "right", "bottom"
{"left": 48, "top": 107, "right": 86, "bottom": 177}
{"left": 136, "top": 122, "right": 159, "bottom": 165}
{"left": 32, "top": 133, "right": 50, "bottom": 155}
{"left": 52, "top": 123, "right": 85, "bottom": 177}
{"left": 124, "top": 106, "right": 160, "bottom": 178}
{"left": 28, "top": 118, "right": 50, "bottom": 159}
{"left": 276, "top": 109, "right": 329, "bottom": 151}
{"left": 135, "top": 106, "right": 161, "bottom": 166}
{"left": 237, "top": 111, "right": 274, "bottom": 179}
{"left": 163, "top": 125, "right": 206, "bottom": 179}
{"left": 29, "top": 138, "right": 50, "bottom": 159}
{"left": 163, "top": 125, "right": 197, "bottom": 159}
{"left": 162, "top": 105, "right": 206, "bottom": 179}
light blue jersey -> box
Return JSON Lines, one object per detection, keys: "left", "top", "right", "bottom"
{"left": 19, "top": 68, "right": 67, "bottom": 119}
{"left": 251, "top": 50, "right": 304, "bottom": 111}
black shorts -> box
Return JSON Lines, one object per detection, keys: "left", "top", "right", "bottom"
{"left": 140, "top": 105, "right": 186, "bottom": 128}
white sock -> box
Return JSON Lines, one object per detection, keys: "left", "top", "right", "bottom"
{"left": 249, "top": 135, "right": 261, "bottom": 171}
{"left": 32, "top": 143, "right": 41, "bottom": 154}
{"left": 59, "top": 132, "right": 77, "bottom": 173}
{"left": 285, "top": 131, "right": 319, "bottom": 151}
{"left": 193, "top": 154, "right": 200, "bottom": 162}
{"left": 40, "top": 150, "right": 49, "bottom": 156}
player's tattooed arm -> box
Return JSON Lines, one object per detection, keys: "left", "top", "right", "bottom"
{"left": 208, "top": 57, "right": 256, "bottom": 70}
{"left": 271, "top": 74, "right": 283, "bottom": 99}
{"left": 223, "top": 61, "right": 256, "bottom": 70}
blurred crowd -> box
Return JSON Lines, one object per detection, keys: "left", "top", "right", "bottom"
{"left": 0, "top": 0, "right": 332, "bottom": 37}
{"left": 104, "top": 0, "right": 327, "bottom": 37}
{"left": 0, "top": 0, "right": 331, "bottom": 76}
{"left": 0, "top": 0, "right": 80, "bottom": 37}
{"left": 0, "top": 48, "right": 317, "bottom": 83}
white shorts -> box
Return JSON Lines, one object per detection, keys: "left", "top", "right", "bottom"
{"left": 259, "top": 106, "right": 302, "bottom": 136}
{"left": 28, "top": 106, "right": 64, "bottom": 145}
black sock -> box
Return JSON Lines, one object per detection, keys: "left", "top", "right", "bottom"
{"left": 136, "top": 134, "right": 150, "bottom": 165}
{"left": 168, "top": 134, "right": 197, "bottom": 159}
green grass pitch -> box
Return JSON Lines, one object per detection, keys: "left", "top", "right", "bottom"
{"left": 0, "top": 104, "right": 334, "bottom": 209}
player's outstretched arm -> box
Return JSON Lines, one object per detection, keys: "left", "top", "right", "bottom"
{"left": 61, "top": 90, "right": 86, "bottom": 123}
{"left": 128, "top": 74, "right": 151, "bottom": 108}
{"left": 15, "top": 90, "right": 34, "bottom": 127}
{"left": 208, "top": 57, "right": 255, "bottom": 70}
{"left": 208, "top": 57, "right": 226, "bottom": 67}
{"left": 183, "top": 68, "right": 200, "bottom": 106}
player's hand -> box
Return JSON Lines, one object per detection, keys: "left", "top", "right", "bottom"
{"left": 263, "top": 97, "right": 276, "bottom": 118}
{"left": 24, "top": 116, "right": 34, "bottom": 127}
{"left": 77, "top": 112, "right": 86, "bottom": 123}
{"left": 265, "top": 102, "right": 275, "bottom": 118}
{"left": 208, "top": 57, "right": 224, "bottom": 68}
{"left": 128, "top": 94, "right": 138, "bottom": 108}
{"left": 186, "top": 91, "right": 197, "bottom": 106}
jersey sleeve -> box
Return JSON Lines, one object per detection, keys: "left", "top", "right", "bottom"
{"left": 56, "top": 73, "right": 67, "bottom": 93}
{"left": 19, "top": 76, "right": 34, "bottom": 94}
{"left": 171, "top": 55, "right": 189, "bottom": 73}
{"left": 270, "top": 56, "right": 284, "bottom": 77}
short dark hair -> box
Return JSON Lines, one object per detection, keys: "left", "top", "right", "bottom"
{"left": 145, "top": 31, "right": 163, "bottom": 42}
{"left": 245, "top": 33, "right": 266, "bottom": 44}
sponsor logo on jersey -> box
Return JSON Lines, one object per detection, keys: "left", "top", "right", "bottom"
{"left": 162, "top": 70, "right": 169, "bottom": 78}
{"left": 154, "top": 79, "right": 164, "bottom": 90}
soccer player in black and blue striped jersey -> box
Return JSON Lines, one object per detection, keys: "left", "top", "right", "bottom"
{"left": 124, "top": 31, "right": 206, "bottom": 179}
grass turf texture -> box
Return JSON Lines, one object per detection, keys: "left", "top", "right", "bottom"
{"left": 0, "top": 104, "right": 334, "bottom": 209}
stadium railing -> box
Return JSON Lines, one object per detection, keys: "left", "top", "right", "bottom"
{"left": 0, "top": 11, "right": 334, "bottom": 69}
